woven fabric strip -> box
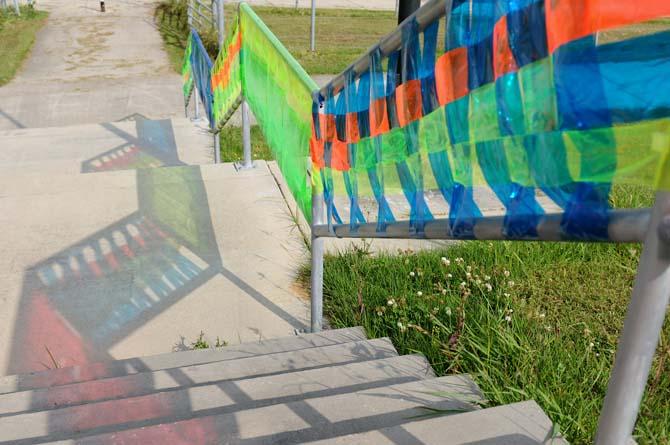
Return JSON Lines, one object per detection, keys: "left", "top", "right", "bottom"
{"left": 190, "top": 29, "right": 215, "bottom": 126}
{"left": 211, "top": 19, "right": 242, "bottom": 129}
{"left": 311, "top": 0, "right": 670, "bottom": 240}
{"left": 182, "top": 33, "right": 194, "bottom": 107}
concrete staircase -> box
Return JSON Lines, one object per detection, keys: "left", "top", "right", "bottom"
{"left": 0, "top": 327, "right": 565, "bottom": 444}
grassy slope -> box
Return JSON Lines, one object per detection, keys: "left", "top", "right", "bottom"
{"left": 0, "top": 7, "right": 48, "bottom": 86}
{"left": 299, "top": 188, "right": 670, "bottom": 445}
{"left": 252, "top": 7, "right": 396, "bottom": 74}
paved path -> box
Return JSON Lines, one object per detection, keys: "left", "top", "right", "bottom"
{"left": 0, "top": 0, "right": 185, "bottom": 130}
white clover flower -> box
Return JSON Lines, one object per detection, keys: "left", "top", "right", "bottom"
{"left": 387, "top": 298, "right": 396, "bottom": 306}
{"left": 503, "top": 270, "right": 510, "bottom": 277}
{"left": 475, "top": 279, "right": 482, "bottom": 285}
{"left": 417, "top": 291, "right": 423, "bottom": 297}
{"left": 484, "top": 275, "right": 491, "bottom": 281}
{"left": 504, "top": 292, "right": 510, "bottom": 298}
{"left": 504, "top": 315, "right": 512, "bottom": 322}
{"left": 459, "top": 281, "right": 467, "bottom": 288}
{"left": 445, "top": 307, "right": 452, "bottom": 316}
{"left": 447, "top": 273, "right": 453, "bottom": 279}
{"left": 441, "top": 289, "right": 447, "bottom": 295}
{"left": 376, "top": 310, "right": 383, "bottom": 316}
{"left": 441, "top": 257, "right": 450, "bottom": 266}
{"left": 466, "top": 272, "right": 472, "bottom": 279}
{"left": 508, "top": 280, "right": 515, "bottom": 287}
{"left": 539, "top": 313, "right": 546, "bottom": 318}
{"left": 589, "top": 342, "right": 595, "bottom": 348}
{"left": 485, "top": 283, "right": 493, "bottom": 292}
{"left": 409, "top": 271, "right": 415, "bottom": 277}
{"left": 466, "top": 265, "right": 472, "bottom": 272}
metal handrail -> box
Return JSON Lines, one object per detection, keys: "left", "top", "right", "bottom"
{"left": 319, "top": 0, "right": 448, "bottom": 97}
{"left": 312, "top": 209, "right": 652, "bottom": 243}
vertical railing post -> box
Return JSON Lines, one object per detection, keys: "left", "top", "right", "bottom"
{"left": 310, "top": 192, "right": 325, "bottom": 332}
{"left": 240, "top": 101, "right": 253, "bottom": 168}
{"left": 595, "top": 191, "right": 670, "bottom": 444}
{"left": 187, "top": 1, "right": 201, "bottom": 121}
{"left": 309, "top": 0, "right": 316, "bottom": 52}
{"left": 213, "top": 0, "right": 224, "bottom": 164}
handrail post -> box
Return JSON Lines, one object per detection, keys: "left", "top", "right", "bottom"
{"left": 310, "top": 192, "right": 325, "bottom": 332}
{"left": 212, "top": 0, "right": 225, "bottom": 164}
{"left": 309, "top": 0, "right": 316, "bottom": 52}
{"left": 240, "top": 101, "right": 253, "bottom": 169}
{"left": 187, "top": 1, "right": 200, "bottom": 121}
{"left": 595, "top": 191, "right": 670, "bottom": 444}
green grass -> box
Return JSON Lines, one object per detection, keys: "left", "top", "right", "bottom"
{"left": 155, "top": 0, "right": 219, "bottom": 72}
{"left": 155, "top": 1, "right": 398, "bottom": 75}
{"left": 251, "top": 7, "right": 397, "bottom": 74}
{"left": 299, "top": 187, "right": 670, "bottom": 445}
{"left": 0, "top": 6, "right": 48, "bottom": 86}
{"left": 219, "top": 125, "right": 272, "bottom": 162}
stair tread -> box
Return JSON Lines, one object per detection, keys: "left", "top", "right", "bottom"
{"left": 0, "top": 327, "right": 367, "bottom": 395}
{"left": 305, "top": 400, "right": 568, "bottom": 445}
{"left": 0, "top": 118, "right": 213, "bottom": 174}
{"left": 0, "top": 338, "right": 397, "bottom": 416}
{"left": 0, "top": 354, "right": 434, "bottom": 443}
{"left": 40, "top": 375, "right": 483, "bottom": 445}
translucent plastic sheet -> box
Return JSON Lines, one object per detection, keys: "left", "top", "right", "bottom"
{"left": 239, "top": 4, "right": 318, "bottom": 219}
{"left": 190, "top": 30, "right": 215, "bottom": 127}
{"left": 211, "top": 19, "right": 242, "bottom": 129}
{"left": 182, "top": 33, "right": 194, "bottom": 107}
{"left": 311, "top": 1, "right": 670, "bottom": 240}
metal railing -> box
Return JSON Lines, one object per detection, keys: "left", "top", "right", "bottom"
{"left": 183, "top": 0, "right": 669, "bottom": 442}
{"left": 0, "top": 0, "right": 30, "bottom": 15}
{"left": 308, "top": 1, "right": 670, "bottom": 444}
{"left": 186, "top": 0, "right": 252, "bottom": 168}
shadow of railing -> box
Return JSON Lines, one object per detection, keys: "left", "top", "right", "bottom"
{"left": 81, "top": 119, "right": 184, "bottom": 173}
{"left": 10, "top": 166, "right": 222, "bottom": 374}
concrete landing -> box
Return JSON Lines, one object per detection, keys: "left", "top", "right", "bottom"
{"left": 0, "top": 117, "right": 213, "bottom": 174}
{"left": 0, "top": 161, "right": 309, "bottom": 376}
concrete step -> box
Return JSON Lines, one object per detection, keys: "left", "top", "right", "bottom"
{"left": 305, "top": 401, "right": 568, "bottom": 445}
{"left": 0, "top": 337, "right": 395, "bottom": 416}
{"left": 0, "top": 117, "right": 213, "bottom": 174}
{"left": 0, "top": 327, "right": 367, "bottom": 395}
{"left": 0, "top": 354, "right": 434, "bottom": 443}
{"left": 41, "top": 375, "right": 482, "bottom": 445}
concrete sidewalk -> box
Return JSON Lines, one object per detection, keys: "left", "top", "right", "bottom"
{"left": 0, "top": 0, "right": 185, "bottom": 130}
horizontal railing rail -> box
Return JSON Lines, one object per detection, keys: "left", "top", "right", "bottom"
{"left": 313, "top": 209, "right": 652, "bottom": 243}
